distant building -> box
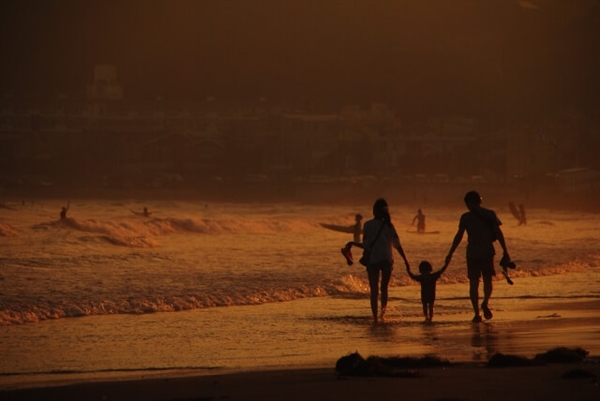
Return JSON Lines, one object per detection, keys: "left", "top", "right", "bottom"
{"left": 86, "top": 64, "right": 123, "bottom": 101}
{"left": 556, "top": 167, "right": 600, "bottom": 195}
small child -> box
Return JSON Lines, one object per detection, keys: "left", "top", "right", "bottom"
{"left": 407, "top": 260, "right": 448, "bottom": 322}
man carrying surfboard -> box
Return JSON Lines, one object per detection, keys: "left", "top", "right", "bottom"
{"left": 445, "top": 191, "right": 514, "bottom": 323}
{"left": 320, "top": 214, "right": 363, "bottom": 242}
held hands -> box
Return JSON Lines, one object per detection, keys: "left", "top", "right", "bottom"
{"left": 445, "top": 254, "right": 452, "bottom": 265}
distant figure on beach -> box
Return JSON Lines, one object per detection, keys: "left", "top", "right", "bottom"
{"left": 407, "top": 260, "right": 448, "bottom": 322}
{"left": 60, "top": 204, "right": 69, "bottom": 220}
{"left": 518, "top": 204, "right": 526, "bottom": 226}
{"left": 341, "top": 198, "right": 410, "bottom": 323}
{"left": 445, "top": 191, "right": 511, "bottom": 323}
{"left": 508, "top": 201, "right": 521, "bottom": 224}
{"left": 411, "top": 209, "right": 426, "bottom": 233}
{"left": 353, "top": 213, "right": 363, "bottom": 242}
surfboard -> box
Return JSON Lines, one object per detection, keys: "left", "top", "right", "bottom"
{"left": 130, "top": 210, "right": 152, "bottom": 217}
{"left": 406, "top": 230, "right": 440, "bottom": 235}
{"left": 319, "top": 223, "right": 358, "bottom": 234}
{"left": 508, "top": 202, "right": 521, "bottom": 223}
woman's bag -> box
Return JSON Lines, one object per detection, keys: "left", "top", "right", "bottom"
{"left": 359, "top": 221, "right": 385, "bottom": 266}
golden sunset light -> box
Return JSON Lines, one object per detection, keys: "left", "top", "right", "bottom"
{"left": 1, "top": 1, "right": 599, "bottom": 400}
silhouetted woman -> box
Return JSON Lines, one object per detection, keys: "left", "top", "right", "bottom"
{"left": 343, "top": 198, "right": 410, "bottom": 323}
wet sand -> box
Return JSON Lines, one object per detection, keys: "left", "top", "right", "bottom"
{"left": 1, "top": 302, "right": 598, "bottom": 401}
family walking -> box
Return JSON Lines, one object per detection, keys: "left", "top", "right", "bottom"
{"left": 341, "top": 191, "right": 514, "bottom": 324}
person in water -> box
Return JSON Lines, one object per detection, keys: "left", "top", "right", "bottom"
{"left": 342, "top": 198, "right": 410, "bottom": 323}
{"left": 352, "top": 213, "right": 363, "bottom": 242}
{"left": 411, "top": 209, "right": 426, "bottom": 233}
{"left": 131, "top": 207, "right": 151, "bottom": 217}
{"left": 445, "top": 191, "right": 511, "bottom": 323}
{"left": 406, "top": 260, "right": 448, "bottom": 322}
{"left": 518, "top": 204, "right": 526, "bottom": 226}
{"left": 60, "top": 204, "right": 69, "bottom": 220}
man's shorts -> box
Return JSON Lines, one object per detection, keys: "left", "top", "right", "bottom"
{"left": 467, "top": 257, "right": 496, "bottom": 280}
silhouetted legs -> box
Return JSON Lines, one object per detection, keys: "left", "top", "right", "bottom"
{"left": 470, "top": 274, "right": 493, "bottom": 321}
{"left": 368, "top": 267, "right": 392, "bottom": 323}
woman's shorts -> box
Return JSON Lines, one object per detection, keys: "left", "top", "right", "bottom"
{"left": 367, "top": 260, "right": 393, "bottom": 273}
{"left": 467, "top": 257, "right": 496, "bottom": 280}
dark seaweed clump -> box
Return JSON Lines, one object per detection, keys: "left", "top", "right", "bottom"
{"left": 487, "top": 347, "right": 589, "bottom": 367}
{"left": 336, "top": 347, "right": 592, "bottom": 376}
{"left": 335, "top": 352, "right": 450, "bottom": 377}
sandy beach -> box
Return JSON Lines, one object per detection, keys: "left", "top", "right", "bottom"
{"left": 1, "top": 358, "right": 598, "bottom": 401}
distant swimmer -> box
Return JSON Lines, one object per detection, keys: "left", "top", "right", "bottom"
{"left": 412, "top": 209, "right": 426, "bottom": 233}
{"left": 60, "top": 203, "right": 69, "bottom": 220}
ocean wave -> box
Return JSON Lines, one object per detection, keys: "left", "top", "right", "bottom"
{"left": 32, "top": 215, "right": 320, "bottom": 240}
{"left": 144, "top": 217, "right": 318, "bottom": 235}
{"left": 0, "top": 223, "right": 19, "bottom": 237}
{"left": 1, "top": 261, "right": 598, "bottom": 326}
{"left": 0, "top": 276, "right": 372, "bottom": 325}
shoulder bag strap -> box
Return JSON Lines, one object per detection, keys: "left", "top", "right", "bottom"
{"left": 367, "top": 220, "right": 386, "bottom": 249}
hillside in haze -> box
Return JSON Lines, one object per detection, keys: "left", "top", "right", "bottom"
{"left": 1, "top": 1, "right": 599, "bottom": 124}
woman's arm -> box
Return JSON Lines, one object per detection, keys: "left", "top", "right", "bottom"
{"left": 391, "top": 225, "right": 410, "bottom": 268}
{"left": 345, "top": 241, "right": 364, "bottom": 249}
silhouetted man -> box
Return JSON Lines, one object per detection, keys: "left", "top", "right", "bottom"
{"left": 445, "top": 191, "right": 511, "bottom": 322}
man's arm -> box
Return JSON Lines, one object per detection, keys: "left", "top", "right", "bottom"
{"left": 445, "top": 227, "right": 465, "bottom": 264}
{"left": 494, "top": 227, "right": 509, "bottom": 257}
{"left": 492, "top": 211, "right": 509, "bottom": 257}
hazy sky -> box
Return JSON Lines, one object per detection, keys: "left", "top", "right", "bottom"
{"left": 1, "top": 0, "right": 598, "bottom": 118}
